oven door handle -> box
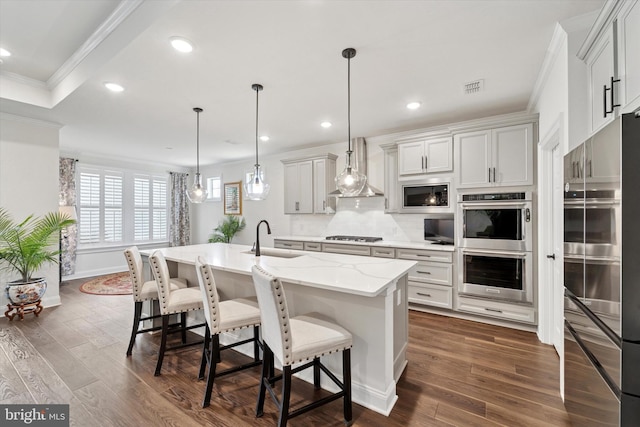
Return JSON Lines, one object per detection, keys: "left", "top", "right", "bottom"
{"left": 462, "top": 249, "right": 528, "bottom": 258}
{"left": 584, "top": 200, "right": 621, "bottom": 206}
{"left": 459, "top": 202, "right": 528, "bottom": 209}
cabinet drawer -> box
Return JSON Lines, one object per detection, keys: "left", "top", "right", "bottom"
{"left": 456, "top": 296, "right": 536, "bottom": 324}
{"left": 396, "top": 248, "right": 452, "bottom": 263}
{"left": 303, "top": 242, "right": 322, "bottom": 252}
{"left": 274, "top": 240, "right": 304, "bottom": 250}
{"left": 408, "top": 283, "right": 452, "bottom": 309}
{"left": 321, "top": 243, "right": 371, "bottom": 256}
{"left": 371, "top": 247, "right": 395, "bottom": 258}
{"left": 408, "top": 262, "right": 452, "bottom": 286}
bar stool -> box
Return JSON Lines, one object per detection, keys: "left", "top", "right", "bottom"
{"left": 194, "top": 256, "right": 262, "bottom": 408}
{"left": 250, "top": 265, "right": 353, "bottom": 427}
{"left": 123, "top": 246, "right": 189, "bottom": 356}
{"left": 149, "top": 250, "right": 205, "bottom": 376}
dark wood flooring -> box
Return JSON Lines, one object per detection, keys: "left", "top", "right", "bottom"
{"left": 0, "top": 275, "right": 571, "bottom": 426}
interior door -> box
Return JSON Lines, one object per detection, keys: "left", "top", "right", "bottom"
{"left": 552, "top": 144, "right": 564, "bottom": 354}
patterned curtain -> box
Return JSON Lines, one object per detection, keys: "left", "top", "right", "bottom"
{"left": 169, "top": 172, "right": 191, "bottom": 247}
{"left": 59, "top": 158, "right": 77, "bottom": 276}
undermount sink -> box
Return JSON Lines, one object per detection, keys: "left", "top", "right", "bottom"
{"left": 242, "top": 249, "right": 303, "bottom": 259}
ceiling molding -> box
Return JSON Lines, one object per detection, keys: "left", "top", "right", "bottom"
{"left": 0, "top": 70, "right": 48, "bottom": 89}
{"left": 47, "top": 0, "right": 145, "bottom": 89}
{"left": 527, "top": 23, "right": 567, "bottom": 113}
{"left": 0, "top": 112, "right": 63, "bottom": 129}
{"left": 576, "top": 0, "right": 622, "bottom": 60}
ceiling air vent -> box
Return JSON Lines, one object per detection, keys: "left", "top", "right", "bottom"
{"left": 463, "top": 79, "right": 484, "bottom": 94}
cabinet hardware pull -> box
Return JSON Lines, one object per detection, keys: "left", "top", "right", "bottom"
{"left": 485, "top": 308, "right": 503, "bottom": 313}
{"left": 425, "top": 156, "right": 428, "bottom": 170}
{"left": 416, "top": 292, "right": 432, "bottom": 298}
{"left": 489, "top": 168, "right": 492, "bottom": 182}
{"left": 385, "top": 198, "right": 388, "bottom": 209}
{"left": 547, "top": 254, "right": 556, "bottom": 260}
{"left": 604, "top": 77, "right": 621, "bottom": 117}
{"left": 416, "top": 271, "right": 432, "bottom": 275}
{"left": 416, "top": 254, "right": 431, "bottom": 257}
{"left": 295, "top": 201, "right": 299, "bottom": 211}
{"left": 421, "top": 156, "right": 425, "bottom": 170}
{"left": 378, "top": 251, "right": 390, "bottom": 254}
{"left": 493, "top": 167, "right": 496, "bottom": 183}
{"left": 525, "top": 208, "right": 531, "bottom": 222}
{"left": 323, "top": 200, "right": 326, "bottom": 210}
{"left": 572, "top": 161, "right": 576, "bottom": 178}
{"left": 603, "top": 83, "right": 609, "bottom": 118}
{"left": 589, "top": 160, "right": 592, "bottom": 177}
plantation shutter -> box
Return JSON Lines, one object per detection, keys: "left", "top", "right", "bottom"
{"left": 104, "top": 173, "right": 123, "bottom": 242}
{"left": 78, "top": 171, "right": 100, "bottom": 244}
{"left": 134, "top": 177, "right": 150, "bottom": 241}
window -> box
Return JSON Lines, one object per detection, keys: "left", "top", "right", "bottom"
{"left": 206, "top": 176, "right": 222, "bottom": 201}
{"left": 77, "top": 165, "right": 168, "bottom": 246}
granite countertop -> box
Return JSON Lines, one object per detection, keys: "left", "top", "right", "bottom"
{"left": 274, "top": 235, "right": 456, "bottom": 252}
{"left": 142, "top": 243, "right": 416, "bottom": 298}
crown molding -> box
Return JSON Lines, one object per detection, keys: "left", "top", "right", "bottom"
{"left": 527, "top": 23, "right": 567, "bottom": 113}
{"left": 0, "top": 71, "right": 48, "bottom": 89}
{"left": 47, "top": 0, "right": 144, "bottom": 89}
{"left": 0, "top": 112, "right": 63, "bottom": 129}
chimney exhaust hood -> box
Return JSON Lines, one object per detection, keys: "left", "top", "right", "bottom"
{"left": 330, "top": 137, "right": 384, "bottom": 198}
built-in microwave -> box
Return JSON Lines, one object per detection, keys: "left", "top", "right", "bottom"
{"left": 401, "top": 182, "right": 451, "bottom": 213}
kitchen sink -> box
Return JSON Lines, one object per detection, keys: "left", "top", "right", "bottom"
{"left": 241, "top": 249, "right": 303, "bottom": 259}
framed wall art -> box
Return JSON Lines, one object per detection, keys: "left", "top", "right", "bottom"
{"left": 223, "top": 181, "right": 242, "bottom": 215}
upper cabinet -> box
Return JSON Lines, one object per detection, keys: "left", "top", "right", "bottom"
{"left": 456, "top": 123, "right": 534, "bottom": 188}
{"left": 282, "top": 154, "right": 337, "bottom": 214}
{"left": 580, "top": 0, "right": 640, "bottom": 135}
{"left": 397, "top": 136, "right": 452, "bottom": 179}
{"left": 381, "top": 143, "right": 399, "bottom": 213}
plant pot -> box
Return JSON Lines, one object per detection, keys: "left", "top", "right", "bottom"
{"left": 5, "top": 278, "right": 47, "bottom": 305}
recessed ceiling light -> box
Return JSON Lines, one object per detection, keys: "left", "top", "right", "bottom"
{"left": 320, "top": 121, "right": 332, "bottom": 128}
{"left": 104, "top": 82, "right": 124, "bottom": 92}
{"left": 0, "top": 48, "right": 11, "bottom": 57}
{"left": 260, "top": 135, "right": 270, "bottom": 142}
{"left": 406, "top": 102, "right": 421, "bottom": 110}
{"left": 170, "top": 37, "right": 193, "bottom": 53}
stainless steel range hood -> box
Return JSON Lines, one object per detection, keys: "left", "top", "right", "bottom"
{"left": 329, "top": 137, "right": 384, "bottom": 197}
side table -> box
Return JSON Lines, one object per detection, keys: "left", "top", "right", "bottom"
{"left": 5, "top": 300, "right": 43, "bottom": 321}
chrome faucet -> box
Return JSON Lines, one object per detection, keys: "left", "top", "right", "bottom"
{"left": 255, "top": 220, "right": 271, "bottom": 257}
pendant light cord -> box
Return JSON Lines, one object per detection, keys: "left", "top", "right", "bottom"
{"left": 347, "top": 52, "right": 351, "bottom": 157}
{"left": 196, "top": 109, "right": 200, "bottom": 175}
{"left": 255, "top": 86, "right": 259, "bottom": 167}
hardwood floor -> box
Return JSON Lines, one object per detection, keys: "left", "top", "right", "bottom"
{"left": 0, "top": 275, "right": 571, "bottom": 426}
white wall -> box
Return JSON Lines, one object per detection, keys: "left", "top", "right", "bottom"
{"left": 0, "top": 114, "right": 62, "bottom": 308}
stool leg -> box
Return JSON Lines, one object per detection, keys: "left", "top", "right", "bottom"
{"left": 278, "top": 365, "right": 292, "bottom": 427}
{"left": 253, "top": 325, "right": 260, "bottom": 362}
{"left": 180, "top": 312, "right": 187, "bottom": 344}
{"left": 154, "top": 315, "right": 169, "bottom": 376}
{"left": 256, "top": 344, "right": 270, "bottom": 417}
{"left": 126, "top": 301, "right": 143, "bottom": 356}
{"left": 343, "top": 349, "right": 353, "bottom": 426}
{"left": 202, "top": 334, "right": 219, "bottom": 408}
{"left": 198, "top": 325, "right": 211, "bottom": 380}
{"left": 313, "top": 357, "right": 321, "bottom": 389}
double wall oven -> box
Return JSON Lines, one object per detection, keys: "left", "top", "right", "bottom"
{"left": 457, "top": 192, "right": 534, "bottom": 304}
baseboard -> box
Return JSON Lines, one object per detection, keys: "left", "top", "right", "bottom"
{"left": 63, "top": 267, "right": 127, "bottom": 281}
{"left": 42, "top": 294, "right": 61, "bottom": 308}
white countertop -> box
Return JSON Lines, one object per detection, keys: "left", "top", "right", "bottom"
{"left": 275, "top": 235, "right": 456, "bottom": 252}
{"left": 142, "top": 243, "right": 416, "bottom": 298}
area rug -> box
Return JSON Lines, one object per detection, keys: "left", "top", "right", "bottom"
{"left": 79, "top": 272, "right": 132, "bottom": 295}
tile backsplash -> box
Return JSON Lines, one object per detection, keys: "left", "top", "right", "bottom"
{"left": 290, "top": 197, "right": 427, "bottom": 242}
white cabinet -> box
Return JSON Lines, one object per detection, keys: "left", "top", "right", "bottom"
{"left": 397, "top": 136, "right": 452, "bottom": 178}
{"left": 617, "top": 0, "right": 640, "bottom": 112}
{"left": 396, "top": 248, "right": 454, "bottom": 310}
{"left": 581, "top": 0, "right": 640, "bottom": 134}
{"left": 456, "top": 123, "right": 533, "bottom": 188}
{"left": 585, "top": 26, "right": 616, "bottom": 134}
{"left": 456, "top": 296, "right": 536, "bottom": 324}
{"left": 282, "top": 154, "right": 337, "bottom": 214}
{"left": 381, "top": 143, "right": 399, "bottom": 213}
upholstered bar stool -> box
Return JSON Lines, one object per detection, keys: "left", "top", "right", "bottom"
{"left": 149, "top": 250, "right": 205, "bottom": 376}
{"left": 123, "top": 246, "right": 189, "bottom": 356}
{"left": 251, "top": 265, "right": 353, "bottom": 427}
{"left": 194, "top": 256, "right": 262, "bottom": 408}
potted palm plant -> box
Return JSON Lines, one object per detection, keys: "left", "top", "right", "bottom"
{"left": 0, "top": 208, "right": 76, "bottom": 305}
{"left": 208, "top": 215, "right": 246, "bottom": 243}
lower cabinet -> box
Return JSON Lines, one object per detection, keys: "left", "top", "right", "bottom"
{"left": 273, "top": 240, "right": 304, "bottom": 250}
{"left": 456, "top": 295, "right": 536, "bottom": 324}
{"left": 408, "top": 282, "right": 452, "bottom": 309}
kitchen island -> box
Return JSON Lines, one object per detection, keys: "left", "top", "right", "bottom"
{"left": 141, "top": 243, "right": 416, "bottom": 416}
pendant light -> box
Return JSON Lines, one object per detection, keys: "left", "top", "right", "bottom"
{"left": 245, "top": 83, "right": 270, "bottom": 200}
{"left": 335, "top": 47, "right": 367, "bottom": 196}
{"left": 186, "top": 107, "right": 208, "bottom": 203}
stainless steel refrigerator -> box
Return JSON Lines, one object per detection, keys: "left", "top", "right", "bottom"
{"left": 564, "top": 112, "right": 640, "bottom": 426}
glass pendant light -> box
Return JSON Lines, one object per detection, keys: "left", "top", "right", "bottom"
{"left": 245, "top": 83, "right": 270, "bottom": 200}
{"left": 186, "top": 107, "right": 208, "bottom": 203}
{"left": 335, "top": 47, "right": 367, "bottom": 196}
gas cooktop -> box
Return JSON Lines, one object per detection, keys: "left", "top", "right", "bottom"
{"left": 325, "top": 235, "right": 383, "bottom": 243}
